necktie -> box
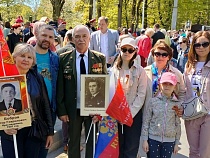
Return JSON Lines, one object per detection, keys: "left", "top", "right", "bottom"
{"left": 8, "top": 103, "right": 12, "bottom": 108}
{"left": 80, "top": 54, "right": 86, "bottom": 74}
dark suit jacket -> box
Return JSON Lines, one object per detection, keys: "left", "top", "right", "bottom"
{"left": 0, "top": 99, "right": 22, "bottom": 112}
{"left": 6, "top": 33, "right": 23, "bottom": 54}
{"left": 85, "top": 92, "right": 105, "bottom": 108}
{"left": 57, "top": 49, "right": 107, "bottom": 119}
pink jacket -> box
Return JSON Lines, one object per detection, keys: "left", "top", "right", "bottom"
{"left": 137, "top": 35, "right": 152, "bottom": 58}
{"left": 184, "top": 61, "right": 210, "bottom": 110}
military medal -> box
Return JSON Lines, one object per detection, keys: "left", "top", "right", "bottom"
{"left": 7, "top": 107, "right": 16, "bottom": 115}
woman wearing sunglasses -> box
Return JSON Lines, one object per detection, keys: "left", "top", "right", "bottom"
{"left": 110, "top": 37, "right": 148, "bottom": 157}
{"left": 144, "top": 40, "right": 185, "bottom": 100}
{"left": 177, "top": 37, "right": 190, "bottom": 73}
{"left": 184, "top": 31, "right": 210, "bottom": 158}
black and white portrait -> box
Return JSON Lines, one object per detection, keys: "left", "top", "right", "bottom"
{"left": 0, "top": 81, "right": 22, "bottom": 112}
{"left": 85, "top": 77, "right": 105, "bottom": 108}
{"left": 80, "top": 74, "right": 109, "bottom": 116}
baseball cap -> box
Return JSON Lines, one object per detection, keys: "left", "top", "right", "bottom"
{"left": 160, "top": 72, "right": 177, "bottom": 85}
{"left": 120, "top": 37, "right": 136, "bottom": 48}
{"left": 90, "top": 18, "right": 96, "bottom": 23}
{"left": 12, "top": 23, "right": 21, "bottom": 29}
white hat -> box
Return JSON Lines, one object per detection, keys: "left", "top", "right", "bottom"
{"left": 120, "top": 37, "right": 136, "bottom": 48}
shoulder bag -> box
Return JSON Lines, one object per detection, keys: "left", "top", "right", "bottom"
{"left": 182, "top": 70, "right": 210, "bottom": 121}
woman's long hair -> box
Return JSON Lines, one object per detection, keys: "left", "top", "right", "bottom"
{"left": 186, "top": 31, "right": 210, "bottom": 72}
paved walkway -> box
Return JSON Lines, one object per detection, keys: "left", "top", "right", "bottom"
{"left": 47, "top": 120, "right": 189, "bottom": 158}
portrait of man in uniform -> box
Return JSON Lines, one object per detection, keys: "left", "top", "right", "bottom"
{"left": 0, "top": 83, "right": 22, "bottom": 113}
{"left": 85, "top": 78, "right": 105, "bottom": 108}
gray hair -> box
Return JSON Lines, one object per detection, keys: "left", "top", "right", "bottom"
{"left": 12, "top": 43, "right": 36, "bottom": 66}
{"left": 38, "top": 24, "right": 55, "bottom": 38}
{"left": 145, "top": 28, "right": 155, "bottom": 37}
{"left": 72, "top": 25, "right": 90, "bottom": 37}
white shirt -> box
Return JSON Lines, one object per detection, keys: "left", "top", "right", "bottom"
{"left": 191, "top": 62, "right": 205, "bottom": 97}
{"left": 5, "top": 99, "right": 15, "bottom": 109}
{"left": 100, "top": 31, "right": 109, "bottom": 62}
{"left": 76, "top": 50, "right": 88, "bottom": 109}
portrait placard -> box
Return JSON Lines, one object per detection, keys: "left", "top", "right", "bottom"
{"left": 0, "top": 75, "right": 31, "bottom": 130}
{"left": 80, "top": 74, "right": 110, "bottom": 116}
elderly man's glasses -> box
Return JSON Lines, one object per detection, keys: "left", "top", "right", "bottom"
{"left": 193, "top": 42, "right": 210, "bottom": 49}
{"left": 154, "top": 52, "right": 169, "bottom": 58}
{"left": 121, "top": 48, "right": 135, "bottom": 54}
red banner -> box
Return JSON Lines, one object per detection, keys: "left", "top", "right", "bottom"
{"left": 0, "top": 29, "right": 19, "bottom": 76}
{"left": 106, "top": 79, "right": 133, "bottom": 127}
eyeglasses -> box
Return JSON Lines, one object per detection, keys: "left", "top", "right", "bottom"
{"left": 154, "top": 52, "right": 169, "bottom": 58}
{"left": 193, "top": 42, "right": 210, "bottom": 49}
{"left": 121, "top": 48, "right": 135, "bottom": 54}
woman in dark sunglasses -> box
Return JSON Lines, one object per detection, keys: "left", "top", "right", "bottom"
{"left": 110, "top": 37, "right": 148, "bottom": 158}
{"left": 143, "top": 40, "right": 186, "bottom": 157}
{"left": 177, "top": 37, "right": 190, "bottom": 73}
{"left": 184, "top": 31, "right": 210, "bottom": 158}
{"left": 144, "top": 40, "right": 185, "bottom": 100}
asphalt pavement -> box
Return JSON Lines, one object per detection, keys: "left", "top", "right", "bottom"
{"left": 47, "top": 120, "right": 189, "bottom": 158}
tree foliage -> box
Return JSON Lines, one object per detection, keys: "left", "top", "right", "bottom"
{"left": 0, "top": 0, "right": 210, "bottom": 31}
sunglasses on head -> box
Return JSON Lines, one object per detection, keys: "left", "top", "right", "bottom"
{"left": 154, "top": 52, "right": 169, "bottom": 58}
{"left": 193, "top": 42, "right": 210, "bottom": 49}
{"left": 121, "top": 48, "right": 135, "bottom": 54}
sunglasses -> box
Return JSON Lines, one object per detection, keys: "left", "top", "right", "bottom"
{"left": 154, "top": 52, "right": 169, "bottom": 58}
{"left": 179, "top": 41, "right": 186, "bottom": 44}
{"left": 121, "top": 48, "right": 135, "bottom": 54}
{"left": 193, "top": 42, "right": 210, "bottom": 49}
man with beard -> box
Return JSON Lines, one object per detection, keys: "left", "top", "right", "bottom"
{"left": 34, "top": 24, "right": 59, "bottom": 157}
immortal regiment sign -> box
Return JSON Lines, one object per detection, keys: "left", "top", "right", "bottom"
{"left": 0, "top": 29, "right": 31, "bottom": 130}
{"left": 0, "top": 75, "right": 31, "bottom": 130}
{"left": 80, "top": 74, "right": 110, "bottom": 116}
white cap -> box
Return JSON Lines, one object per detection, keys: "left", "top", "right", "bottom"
{"left": 120, "top": 37, "right": 136, "bottom": 48}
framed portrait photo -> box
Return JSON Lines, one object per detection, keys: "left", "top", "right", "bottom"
{"left": 0, "top": 75, "right": 31, "bottom": 130}
{"left": 80, "top": 74, "right": 110, "bottom": 116}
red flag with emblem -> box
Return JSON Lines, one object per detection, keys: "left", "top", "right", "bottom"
{"left": 0, "top": 29, "right": 19, "bottom": 76}
{"left": 106, "top": 79, "right": 133, "bottom": 127}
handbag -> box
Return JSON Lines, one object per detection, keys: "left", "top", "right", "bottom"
{"left": 28, "top": 117, "right": 48, "bottom": 141}
{"left": 182, "top": 70, "right": 210, "bottom": 120}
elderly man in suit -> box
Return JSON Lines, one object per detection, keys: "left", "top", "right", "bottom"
{"left": 0, "top": 83, "right": 22, "bottom": 112}
{"left": 90, "top": 16, "right": 119, "bottom": 68}
{"left": 57, "top": 25, "right": 107, "bottom": 158}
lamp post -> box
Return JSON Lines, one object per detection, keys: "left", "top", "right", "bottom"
{"left": 142, "top": 0, "right": 145, "bottom": 28}
{"left": 171, "top": 0, "right": 178, "bottom": 30}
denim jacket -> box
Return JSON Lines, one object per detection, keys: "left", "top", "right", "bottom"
{"left": 177, "top": 47, "right": 189, "bottom": 73}
{"left": 48, "top": 50, "right": 59, "bottom": 113}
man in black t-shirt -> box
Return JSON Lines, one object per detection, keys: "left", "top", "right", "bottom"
{"left": 152, "top": 23, "right": 165, "bottom": 47}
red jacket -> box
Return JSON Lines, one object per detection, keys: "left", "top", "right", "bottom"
{"left": 137, "top": 35, "right": 152, "bottom": 58}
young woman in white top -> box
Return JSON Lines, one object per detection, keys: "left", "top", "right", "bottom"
{"left": 110, "top": 37, "right": 148, "bottom": 158}
{"left": 184, "top": 31, "right": 210, "bottom": 158}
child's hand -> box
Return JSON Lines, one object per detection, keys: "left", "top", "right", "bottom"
{"left": 172, "top": 105, "right": 183, "bottom": 117}
{"left": 142, "top": 140, "right": 149, "bottom": 153}
{"left": 173, "top": 144, "right": 179, "bottom": 154}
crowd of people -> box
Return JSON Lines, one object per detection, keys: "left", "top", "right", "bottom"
{"left": 0, "top": 15, "right": 210, "bottom": 158}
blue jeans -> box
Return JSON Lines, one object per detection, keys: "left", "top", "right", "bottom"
{"left": 147, "top": 138, "right": 175, "bottom": 158}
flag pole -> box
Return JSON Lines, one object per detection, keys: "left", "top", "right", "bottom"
{"left": 93, "top": 122, "right": 96, "bottom": 158}
{"left": 0, "top": 45, "right": 6, "bottom": 76}
{"left": 13, "top": 134, "right": 19, "bottom": 158}
{"left": 85, "top": 121, "right": 93, "bottom": 144}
